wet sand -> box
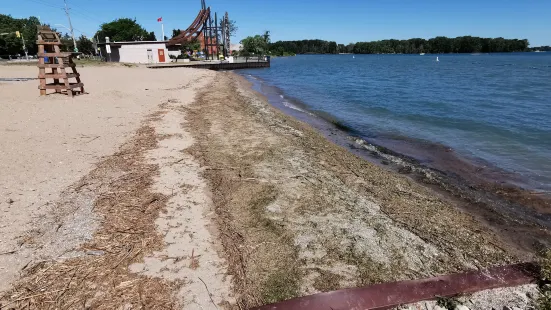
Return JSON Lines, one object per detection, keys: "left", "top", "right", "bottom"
{"left": 187, "top": 71, "right": 539, "bottom": 308}
{"left": 246, "top": 75, "right": 551, "bottom": 259}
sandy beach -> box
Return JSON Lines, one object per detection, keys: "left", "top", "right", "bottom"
{"left": 1, "top": 64, "right": 230, "bottom": 309}
{"left": 0, "top": 63, "right": 543, "bottom": 309}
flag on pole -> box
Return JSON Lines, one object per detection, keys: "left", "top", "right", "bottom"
{"left": 158, "top": 17, "right": 165, "bottom": 41}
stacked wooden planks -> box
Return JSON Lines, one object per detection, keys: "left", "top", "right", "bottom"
{"left": 37, "top": 26, "right": 85, "bottom": 97}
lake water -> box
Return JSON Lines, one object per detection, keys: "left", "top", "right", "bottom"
{"left": 239, "top": 53, "right": 551, "bottom": 191}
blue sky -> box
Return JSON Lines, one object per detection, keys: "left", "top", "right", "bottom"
{"left": 2, "top": 0, "right": 550, "bottom": 46}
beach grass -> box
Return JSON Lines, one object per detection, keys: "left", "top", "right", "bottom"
{"left": 247, "top": 186, "right": 302, "bottom": 304}
{"left": 261, "top": 270, "right": 301, "bottom": 304}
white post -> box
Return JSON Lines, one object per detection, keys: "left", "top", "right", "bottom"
{"left": 161, "top": 23, "right": 165, "bottom": 41}
{"left": 64, "top": 0, "right": 77, "bottom": 52}
{"left": 21, "top": 33, "right": 28, "bottom": 60}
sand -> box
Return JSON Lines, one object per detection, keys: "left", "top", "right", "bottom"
{"left": 0, "top": 65, "right": 170, "bottom": 290}
{"left": 128, "top": 80, "right": 232, "bottom": 309}
{"left": 0, "top": 64, "right": 230, "bottom": 309}
{"left": 186, "top": 72, "right": 539, "bottom": 308}
{"left": 0, "top": 63, "right": 542, "bottom": 309}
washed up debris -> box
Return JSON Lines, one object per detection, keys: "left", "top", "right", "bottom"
{"left": 85, "top": 250, "right": 105, "bottom": 256}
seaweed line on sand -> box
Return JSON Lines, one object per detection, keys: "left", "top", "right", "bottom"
{"left": 0, "top": 109, "right": 182, "bottom": 309}
{"left": 185, "top": 72, "right": 520, "bottom": 308}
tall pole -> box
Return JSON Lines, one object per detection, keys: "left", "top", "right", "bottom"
{"left": 221, "top": 18, "right": 226, "bottom": 58}
{"left": 208, "top": 13, "right": 213, "bottom": 60}
{"left": 161, "top": 23, "right": 165, "bottom": 41}
{"left": 21, "top": 34, "right": 29, "bottom": 60}
{"left": 214, "top": 12, "right": 218, "bottom": 59}
{"left": 64, "top": 0, "right": 77, "bottom": 52}
{"left": 95, "top": 35, "right": 102, "bottom": 57}
{"left": 203, "top": 11, "right": 210, "bottom": 61}
{"left": 225, "top": 12, "right": 231, "bottom": 56}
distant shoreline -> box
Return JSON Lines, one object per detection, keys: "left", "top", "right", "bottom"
{"left": 271, "top": 50, "right": 548, "bottom": 56}
{"left": 267, "top": 37, "right": 550, "bottom": 56}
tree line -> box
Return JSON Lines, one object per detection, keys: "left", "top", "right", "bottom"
{"left": 1, "top": 14, "right": 541, "bottom": 58}
{"left": 2, "top": 14, "right": 237, "bottom": 58}
{"left": 1, "top": 15, "right": 161, "bottom": 58}
{"left": 269, "top": 36, "right": 531, "bottom": 55}
{"left": 94, "top": 18, "right": 156, "bottom": 43}
{"left": 0, "top": 14, "right": 41, "bottom": 56}
{"left": 269, "top": 40, "right": 338, "bottom": 55}
{"left": 527, "top": 46, "right": 551, "bottom": 52}
{"left": 1, "top": 14, "right": 99, "bottom": 57}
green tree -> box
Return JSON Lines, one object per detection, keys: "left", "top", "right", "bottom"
{"left": 171, "top": 28, "right": 181, "bottom": 38}
{"left": 228, "top": 19, "right": 238, "bottom": 37}
{"left": 219, "top": 19, "right": 238, "bottom": 37}
{"left": 262, "top": 30, "right": 271, "bottom": 44}
{"left": 0, "top": 32, "right": 22, "bottom": 56}
{"left": 240, "top": 35, "right": 267, "bottom": 55}
{"left": 0, "top": 14, "right": 41, "bottom": 56}
{"left": 59, "top": 33, "right": 74, "bottom": 52}
{"left": 76, "top": 35, "right": 94, "bottom": 55}
{"left": 268, "top": 36, "right": 528, "bottom": 55}
{"left": 94, "top": 18, "right": 152, "bottom": 42}
{"left": 180, "top": 39, "right": 201, "bottom": 55}
{"left": 268, "top": 39, "right": 339, "bottom": 55}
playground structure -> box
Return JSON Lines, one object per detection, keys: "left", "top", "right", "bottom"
{"left": 36, "top": 26, "right": 85, "bottom": 97}
{"left": 167, "top": 0, "right": 231, "bottom": 60}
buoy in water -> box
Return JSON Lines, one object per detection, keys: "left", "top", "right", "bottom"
{"left": 436, "top": 56, "right": 439, "bottom": 62}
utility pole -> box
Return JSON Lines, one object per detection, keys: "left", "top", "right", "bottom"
{"left": 64, "top": 0, "right": 77, "bottom": 52}
{"left": 96, "top": 35, "right": 102, "bottom": 58}
{"left": 225, "top": 12, "right": 230, "bottom": 56}
{"left": 21, "top": 34, "right": 29, "bottom": 60}
{"left": 14, "top": 31, "right": 29, "bottom": 60}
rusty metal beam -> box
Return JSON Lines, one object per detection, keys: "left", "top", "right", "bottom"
{"left": 250, "top": 262, "right": 539, "bottom": 310}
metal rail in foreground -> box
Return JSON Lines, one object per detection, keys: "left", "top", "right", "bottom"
{"left": 250, "top": 262, "right": 539, "bottom": 310}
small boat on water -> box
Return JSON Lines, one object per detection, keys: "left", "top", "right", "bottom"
{"left": 420, "top": 53, "right": 425, "bottom": 56}
{"left": 436, "top": 56, "right": 439, "bottom": 62}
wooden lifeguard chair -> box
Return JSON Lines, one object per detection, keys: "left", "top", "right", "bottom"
{"left": 37, "top": 26, "right": 85, "bottom": 97}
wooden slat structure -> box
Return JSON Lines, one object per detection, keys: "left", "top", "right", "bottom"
{"left": 37, "top": 26, "right": 85, "bottom": 97}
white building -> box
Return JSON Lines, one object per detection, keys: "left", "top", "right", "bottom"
{"left": 99, "top": 41, "right": 170, "bottom": 64}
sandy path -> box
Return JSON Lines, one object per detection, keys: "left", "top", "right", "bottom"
{"left": 129, "top": 82, "right": 232, "bottom": 309}
{"left": 0, "top": 65, "right": 230, "bottom": 308}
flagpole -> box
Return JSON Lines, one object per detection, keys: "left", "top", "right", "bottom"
{"left": 161, "top": 22, "right": 165, "bottom": 41}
